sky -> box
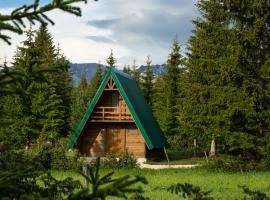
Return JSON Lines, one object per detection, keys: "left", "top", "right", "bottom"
{"left": 0, "top": 0, "right": 199, "bottom": 68}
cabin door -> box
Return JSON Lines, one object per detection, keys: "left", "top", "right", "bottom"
{"left": 106, "top": 126, "right": 125, "bottom": 153}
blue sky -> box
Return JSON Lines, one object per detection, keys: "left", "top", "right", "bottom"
{"left": 0, "top": 0, "right": 199, "bottom": 67}
{"left": 0, "top": 0, "right": 51, "bottom": 7}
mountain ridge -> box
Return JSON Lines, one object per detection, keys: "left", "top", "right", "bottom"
{"left": 69, "top": 63, "right": 167, "bottom": 86}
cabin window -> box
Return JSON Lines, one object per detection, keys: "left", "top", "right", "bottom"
{"left": 112, "top": 93, "right": 118, "bottom": 112}
{"left": 128, "top": 127, "right": 137, "bottom": 134}
{"left": 113, "top": 129, "right": 117, "bottom": 143}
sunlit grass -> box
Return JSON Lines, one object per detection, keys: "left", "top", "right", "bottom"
{"left": 52, "top": 167, "right": 270, "bottom": 199}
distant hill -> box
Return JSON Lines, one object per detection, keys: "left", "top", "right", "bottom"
{"left": 69, "top": 63, "right": 167, "bottom": 86}
{"left": 138, "top": 64, "right": 167, "bottom": 75}
{"left": 69, "top": 63, "right": 104, "bottom": 86}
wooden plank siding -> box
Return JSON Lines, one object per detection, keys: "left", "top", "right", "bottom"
{"left": 77, "top": 123, "right": 146, "bottom": 158}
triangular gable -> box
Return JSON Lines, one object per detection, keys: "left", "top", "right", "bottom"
{"left": 67, "top": 67, "right": 169, "bottom": 149}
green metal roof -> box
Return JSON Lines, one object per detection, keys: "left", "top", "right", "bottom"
{"left": 67, "top": 67, "right": 169, "bottom": 149}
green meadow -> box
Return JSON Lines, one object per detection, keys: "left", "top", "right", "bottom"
{"left": 53, "top": 167, "right": 270, "bottom": 199}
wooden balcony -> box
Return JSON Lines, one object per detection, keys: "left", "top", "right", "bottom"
{"left": 90, "top": 106, "right": 133, "bottom": 122}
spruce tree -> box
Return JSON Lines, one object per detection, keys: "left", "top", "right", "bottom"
{"left": 131, "top": 59, "right": 141, "bottom": 85}
{"left": 70, "top": 75, "right": 89, "bottom": 131}
{"left": 141, "top": 56, "right": 154, "bottom": 106}
{"left": 163, "top": 37, "right": 184, "bottom": 142}
{"left": 106, "top": 49, "right": 116, "bottom": 69}
{"left": 152, "top": 75, "right": 167, "bottom": 133}
{"left": 88, "top": 63, "right": 104, "bottom": 98}
{"left": 123, "top": 65, "right": 132, "bottom": 75}
{"left": 181, "top": 0, "right": 270, "bottom": 158}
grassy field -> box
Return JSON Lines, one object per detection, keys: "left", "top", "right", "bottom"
{"left": 53, "top": 167, "right": 270, "bottom": 199}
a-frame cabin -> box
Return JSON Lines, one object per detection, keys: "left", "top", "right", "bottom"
{"left": 68, "top": 67, "right": 169, "bottom": 159}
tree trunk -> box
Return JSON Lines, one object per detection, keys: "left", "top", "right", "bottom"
{"left": 209, "top": 138, "right": 216, "bottom": 158}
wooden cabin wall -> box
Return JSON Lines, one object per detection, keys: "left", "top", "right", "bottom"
{"left": 77, "top": 124, "right": 106, "bottom": 157}
{"left": 125, "top": 125, "right": 145, "bottom": 157}
{"left": 77, "top": 123, "right": 146, "bottom": 158}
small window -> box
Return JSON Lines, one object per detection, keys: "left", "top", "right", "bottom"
{"left": 113, "top": 129, "right": 117, "bottom": 143}
{"left": 128, "top": 127, "right": 137, "bottom": 134}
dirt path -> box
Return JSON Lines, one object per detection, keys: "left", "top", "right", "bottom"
{"left": 137, "top": 159, "right": 198, "bottom": 169}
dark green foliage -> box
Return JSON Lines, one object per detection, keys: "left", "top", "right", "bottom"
{"left": 69, "top": 158, "right": 148, "bottom": 200}
{"left": 141, "top": 56, "right": 154, "bottom": 106}
{"left": 131, "top": 59, "right": 141, "bottom": 85}
{"left": 151, "top": 37, "right": 184, "bottom": 145}
{"left": 123, "top": 65, "right": 132, "bottom": 75}
{"left": 129, "top": 193, "right": 150, "bottom": 200}
{"left": 70, "top": 75, "right": 90, "bottom": 131}
{"left": 240, "top": 186, "right": 270, "bottom": 200}
{"left": 36, "top": 142, "right": 82, "bottom": 170}
{"left": 164, "top": 37, "right": 184, "bottom": 138}
{"left": 152, "top": 75, "right": 167, "bottom": 132}
{"left": 206, "top": 155, "right": 264, "bottom": 172}
{"left": 177, "top": 0, "right": 270, "bottom": 160}
{"left": 0, "top": 0, "right": 90, "bottom": 45}
{"left": 90, "top": 151, "right": 138, "bottom": 169}
{"left": 106, "top": 49, "right": 117, "bottom": 68}
{"left": 69, "top": 65, "right": 103, "bottom": 132}
{"left": 0, "top": 25, "right": 72, "bottom": 145}
{"left": 168, "top": 183, "right": 213, "bottom": 200}
{"left": 0, "top": 147, "right": 81, "bottom": 199}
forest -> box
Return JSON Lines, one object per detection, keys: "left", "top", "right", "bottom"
{"left": 1, "top": 0, "right": 270, "bottom": 199}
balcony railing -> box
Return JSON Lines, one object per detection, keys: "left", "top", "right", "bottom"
{"left": 90, "top": 106, "right": 133, "bottom": 121}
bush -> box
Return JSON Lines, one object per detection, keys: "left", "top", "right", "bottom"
{"left": 87, "top": 151, "right": 138, "bottom": 169}
{"left": 37, "top": 142, "right": 82, "bottom": 171}
{"left": 117, "top": 151, "right": 138, "bottom": 168}
{"left": 206, "top": 155, "right": 264, "bottom": 172}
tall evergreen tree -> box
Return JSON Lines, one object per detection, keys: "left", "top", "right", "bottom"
{"left": 131, "top": 59, "right": 141, "bottom": 85}
{"left": 141, "top": 56, "right": 154, "bottom": 105}
{"left": 163, "top": 37, "right": 184, "bottom": 142}
{"left": 123, "top": 65, "right": 132, "bottom": 75}
{"left": 152, "top": 75, "right": 167, "bottom": 133}
{"left": 70, "top": 75, "right": 89, "bottom": 131}
{"left": 106, "top": 49, "right": 117, "bottom": 69}
{"left": 70, "top": 65, "right": 103, "bottom": 132}
{"left": 0, "top": 25, "right": 72, "bottom": 145}
{"left": 181, "top": 0, "right": 270, "bottom": 158}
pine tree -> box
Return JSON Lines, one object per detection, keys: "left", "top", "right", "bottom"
{"left": 32, "top": 25, "right": 71, "bottom": 139}
{"left": 106, "top": 49, "right": 116, "bottom": 69}
{"left": 152, "top": 75, "right": 168, "bottom": 133}
{"left": 0, "top": 28, "right": 39, "bottom": 146}
{"left": 123, "top": 65, "right": 132, "bottom": 75}
{"left": 0, "top": 25, "right": 72, "bottom": 145}
{"left": 180, "top": 0, "right": 241, "bottom": 152}
{"left": 181, "top": 0, "right": 270, "bottom": 158}
{"left": 163, "top": 37, "right": 184, "bottom": 142}
{"left": 141, "top": 56, "right": 154, "bottom": 106}
{"left": 131, "top": 59, "right": 141, "bottom": 85}
{"left": 88, "top": 63, "right": 104, "bottom": 99}
{"left": 70, "top": 75, "right": 89, "bottom": 131}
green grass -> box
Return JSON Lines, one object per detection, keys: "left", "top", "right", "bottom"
{"left": 52, "top": 167, "right": 270, "bottom": 200}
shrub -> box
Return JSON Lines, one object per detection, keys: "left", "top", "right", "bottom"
{"left": 117, "top": 151, "right": 138, "bottom": 168}
{"left": 206, "top": 155, "right": 264, "bottom": 172}
{"left": 36, "top": 142, "right": 82, "bottom": 171}
{"left": 87, "top": 151, "right": 138, "bottom": 169}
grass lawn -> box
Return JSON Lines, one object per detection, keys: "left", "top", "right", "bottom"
{"left": 52, "top": 167, "right": 270, "bottom": 200}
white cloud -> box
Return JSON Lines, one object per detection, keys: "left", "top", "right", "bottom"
{"left": 0, "top": 0, "right": 198, "bottom": 68}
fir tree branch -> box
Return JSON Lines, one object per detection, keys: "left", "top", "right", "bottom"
{"left": 0, "top": 0, "right": 97, "bottom": 45}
